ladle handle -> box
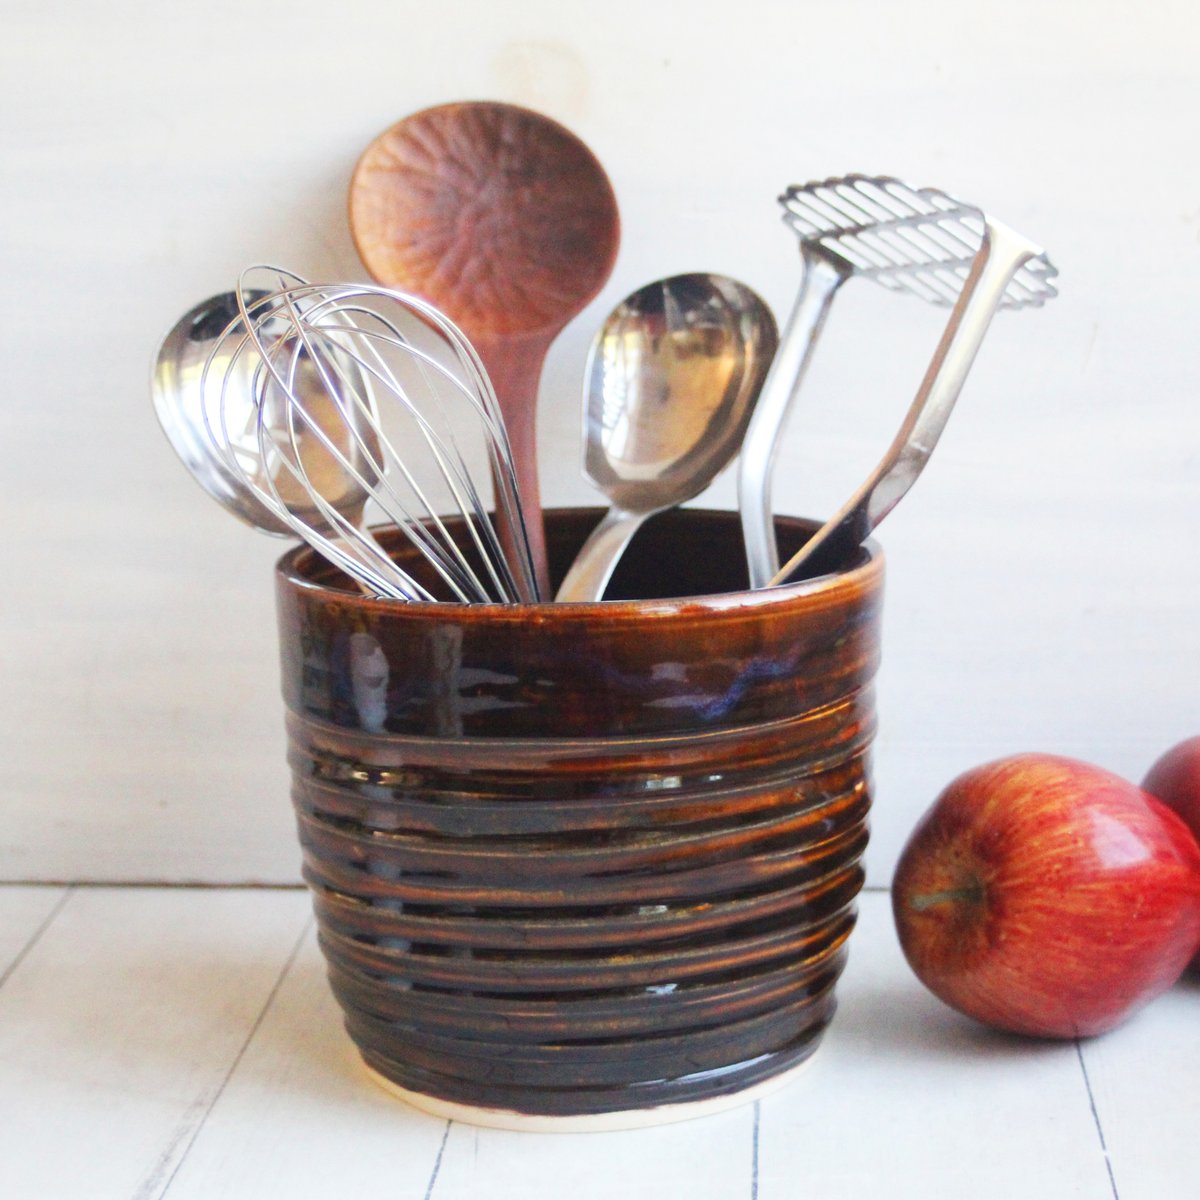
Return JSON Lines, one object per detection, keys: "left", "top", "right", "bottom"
{"left": 555, "top": 505, "right": 648, "bottom": 602}
{"left": 772, "top": 218, "right": 1041, "bottom": 585}
{"left": 738, "top": 253, "right": 847, "bottom": 588}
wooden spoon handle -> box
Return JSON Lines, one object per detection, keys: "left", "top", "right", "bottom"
{"left": 476, "top": 335, "right": 552, "bottom": 601}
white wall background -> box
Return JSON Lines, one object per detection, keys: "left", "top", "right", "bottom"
{"left": 3, "top": 0, "right": 1198, "bottom": 884}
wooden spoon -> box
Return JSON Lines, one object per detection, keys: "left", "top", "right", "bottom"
{"left": 348, "top": 101, "right": 621, "bottom": 599}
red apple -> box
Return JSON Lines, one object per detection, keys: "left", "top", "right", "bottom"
{"left": 892, "top": 753, "right": 1200, "bottom": 1038}
{"left": 1141, "top": 735, "right": 1200, "bottom": 971}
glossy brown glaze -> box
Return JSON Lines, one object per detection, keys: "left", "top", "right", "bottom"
{"left": 276, "top": 508, "right": 884, "bottom": 1118}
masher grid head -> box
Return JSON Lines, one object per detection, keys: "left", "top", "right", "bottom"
{"left": 780, "top": 175, "right": 1057, "bottom": 310}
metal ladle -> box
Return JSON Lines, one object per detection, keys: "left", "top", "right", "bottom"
{"left": 555, "top": 273, "right": 778, "bottom": 602}
{"left": 152, "top": 288, "right": 377, "bottom": 539}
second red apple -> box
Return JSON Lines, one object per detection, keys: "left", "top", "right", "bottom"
{"left": 1142, "top": 734, "right": 1200, "bottom": 971}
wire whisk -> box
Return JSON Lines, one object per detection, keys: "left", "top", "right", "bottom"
{"left": 198, "top": 267, "right": 541, "bottom": 604}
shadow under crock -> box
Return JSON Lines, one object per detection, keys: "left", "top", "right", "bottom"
{"left": 274, "top": 507, "right": 884, "bottom": 1124}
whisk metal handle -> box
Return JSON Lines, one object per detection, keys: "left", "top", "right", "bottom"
{"left": 771, "top": 217, "right": 1043, "bottom": 585}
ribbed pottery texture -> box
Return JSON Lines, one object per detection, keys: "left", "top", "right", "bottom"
{"left": 275, "top": 509, "right": 884, "bottom": 1119}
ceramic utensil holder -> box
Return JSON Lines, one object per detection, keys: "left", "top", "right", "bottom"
{"left": 274, "top": 508, "right": 884, "bottom": 1130}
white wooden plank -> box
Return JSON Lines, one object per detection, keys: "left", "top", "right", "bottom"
{"left": 0, "top": 887, "right": 68, "bottom": 980}
{"left": 0, "top": 887, "right": 310, "bottom": 1199}
{"left": 756, "top": 892, "right": 1112, "bottom": 1199}
{"left": 164, "top": 924, "right": 752, "bottom": 1199}
{"left": 1076, "top": 977, "right": 1200, "bottom": 1200}
{"left": 8, "top": 886, "right": 1198, "bottom": 1198}
{"left": 159, "top": 926, "right": 449, "bottom": 1198}
{"left": 426, "top": 1093, "right": 754, "bottom": 1200}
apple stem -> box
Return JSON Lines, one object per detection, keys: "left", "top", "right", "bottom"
{"left": 908, "top": 883, "right": 985, "bottom": 912}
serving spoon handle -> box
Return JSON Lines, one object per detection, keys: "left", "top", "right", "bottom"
{"left": 555, "top": 505, "right": 647, "bottom": 602}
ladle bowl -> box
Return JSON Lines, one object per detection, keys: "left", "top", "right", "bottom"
{"left": 152, "top": 289, "right": 377, "bottom": 538}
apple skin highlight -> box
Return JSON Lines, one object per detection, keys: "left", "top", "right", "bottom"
{"left": 892, "top": 754, "right": 1200, "bottom": 1039}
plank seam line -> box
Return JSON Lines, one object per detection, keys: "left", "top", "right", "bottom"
{"left": 751, "top": 1099, "right": 761, "bottom": 1200}
{"left": 424, "top": 1119, "right": 452, "bottom": 1200}
{"left": 0, "top": 885, "right": 73, "bottom": 993}
{"left": 148, "top": 913, "right": 315, "bottom": 1200}
{"left": 1075, "top": 1039, "right": 1121, "bottom": 1200}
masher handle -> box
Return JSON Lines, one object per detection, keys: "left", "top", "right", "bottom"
{"left": 771, "top": 218, "right": 1043, "bottom": 585}
{"left": 738, "top": 252, "right": 847, "bottom": 588}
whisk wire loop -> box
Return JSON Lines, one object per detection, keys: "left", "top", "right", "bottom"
{"left": 266, "top": 292, "right": 488, "bottom": 603}
{"left": 193, "top": 266, "right": 539, "bottom": 604}
{"left": 274, "top": 278, "right": 540, "bottom": 603}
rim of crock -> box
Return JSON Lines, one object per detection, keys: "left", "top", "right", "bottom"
{"left": 274, "top": 507, "right": 884, "bottom": 619}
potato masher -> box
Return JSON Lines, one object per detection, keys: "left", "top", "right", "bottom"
{"left": 738, "top": 175, "right": 1058, "bottom": 586}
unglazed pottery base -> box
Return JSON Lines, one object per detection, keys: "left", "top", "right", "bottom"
{"left": 363, "top": 1052, "right": 818, "bottom": 1133}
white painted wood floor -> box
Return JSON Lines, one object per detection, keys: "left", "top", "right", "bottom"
{"left": 0, "top": 885, "right": 1191, "bottom": 1199}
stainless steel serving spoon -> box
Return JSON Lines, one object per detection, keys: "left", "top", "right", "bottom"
{"left": 555, "top": 273, "right": 778, "bottom": 602}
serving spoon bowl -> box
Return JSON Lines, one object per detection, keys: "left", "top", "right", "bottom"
{"left": 555, "top": 273, "right": 778, "bottom": 602}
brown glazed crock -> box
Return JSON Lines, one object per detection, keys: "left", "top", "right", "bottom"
{"left": 275, "top": 508, "right": 884, "bottom": 1124}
